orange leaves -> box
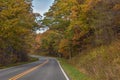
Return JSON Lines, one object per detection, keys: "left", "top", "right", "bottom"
{"left": 70, "top": 6, "right": 79, "bottom": 20}
{"left": 58, "top": 39, "right": 70, "bottom": 58}
{"left": 113, "top": 4, "right": 120, "bottom": 11}
{"left": 81, "top": 0, "right": 101, "bottom": 13}
{"left": 40, "top": 0, "right": 120, "bottom": 59}
{"left": 0, "top": 0, "right": 36, "bottom": 64}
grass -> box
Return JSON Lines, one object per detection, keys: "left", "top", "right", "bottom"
{"left": 58, "top": 58, "right": 92, "bottom": 80}
{"left": 0, "top": 57, "right": 39, "bottom": 69}
{"left": 70, "top": 40, "right": 120, "bottom": 80}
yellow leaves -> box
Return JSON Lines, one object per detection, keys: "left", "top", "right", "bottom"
{"left": 70, "top": 6, "right": 79, "bottom": 20}
{"left": 58, "top": 39, "right": 70, "bottom": 57}
{"left": 113, "top": 4, "right": 120, "bottom": 10}
{"left": 0, "top": 0, "right": 36, "bottom": 65}
{"left": 81, "top": 0, "right": 94, "bottom": 13}
{"left": 81, "top": 0, "right": 101, "bottom": 13}
{"left": 40, "top": 0, "right": 120, "bottom": 59}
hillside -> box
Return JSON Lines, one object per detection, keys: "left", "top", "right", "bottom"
{"left": 70, "top": 40, "right": 120, "bottom": 80}
{"left": 37, "top": 0, "right": 120, "bottom": 80}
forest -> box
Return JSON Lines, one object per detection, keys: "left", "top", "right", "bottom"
{"left": 37, "top": 0, "right": 120, "bottom": 80}
{"left": 0, "top": 0, "right": 37, "bottom": 66}
{"left": 0, "top": 0, "right": 120, "bottom": 80}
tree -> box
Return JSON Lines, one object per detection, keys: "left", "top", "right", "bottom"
{"left": 0, "top": 0, "right": 37, "bottom": 65}
{"left": 41, "top": 30, "right": 62, "bottom": 56}
{"left": 40, "top": 0, "right": 120, "bottom": 59}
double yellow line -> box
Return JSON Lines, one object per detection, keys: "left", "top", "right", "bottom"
{"left": 9, "top": 59, "right": 49, "bottom": 80}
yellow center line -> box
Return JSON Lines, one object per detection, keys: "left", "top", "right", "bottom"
{"left": 9, "top": 59, "right": 49, "bottom": 80}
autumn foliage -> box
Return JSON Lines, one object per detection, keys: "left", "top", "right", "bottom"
{"left": 40, "top": 0, "right": 120, "bottom": 57}
{"left": 0, "top": 0, "right": 37, "bottom": 66}
{"left": 39, "top": 0, "right": 120, "bottom": 80}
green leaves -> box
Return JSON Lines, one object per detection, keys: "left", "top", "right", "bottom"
{"left": 0, "top": 0, "right": 37, "bottom": 65}
{"left": 41, "top": 30, "right": 62, "bottom": 55}
{"left": 39, "top": 0, "right": 120, "bottom": 59}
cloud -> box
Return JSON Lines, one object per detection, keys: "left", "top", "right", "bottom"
{"left": 32, "top": 0, "right": 54, "bottom": 16}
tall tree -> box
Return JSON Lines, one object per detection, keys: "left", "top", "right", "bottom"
{"left": 0, "top": 0, "right": 37, "bottom": 65}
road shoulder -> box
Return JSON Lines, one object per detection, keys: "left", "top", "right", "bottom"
{"left": 57, "top": 58, "right": 92, "bottom": 80}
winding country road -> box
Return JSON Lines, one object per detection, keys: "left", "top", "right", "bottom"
{"left": 0, "top": 57, "right": 69, "bottom": 80}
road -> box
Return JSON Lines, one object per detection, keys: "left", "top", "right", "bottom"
{"left": 0, "top": 57, "right": 68, "bottom": 80}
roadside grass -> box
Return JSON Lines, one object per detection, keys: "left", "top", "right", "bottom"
{"left": 58, "top": 58, "right": 92, "bottom": 80}
{"left": 0, "top": 57, "right": 38, "bottom": 69}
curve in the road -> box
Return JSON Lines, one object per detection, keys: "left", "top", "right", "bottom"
{"left": 9, "top": 59, "right": 49, "bottom": 80}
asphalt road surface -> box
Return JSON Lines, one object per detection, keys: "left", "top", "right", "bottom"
{"left": 0, "top": 57, "right": 68, "bottom": 80}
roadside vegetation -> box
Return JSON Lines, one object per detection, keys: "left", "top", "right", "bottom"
{"left": 58, "top": 58, "right": 92, "bottom": 80}
{"left": 0, "top": 0, "right": 39, "bottom": 67}
{"left": 70, "top": 40, "right": 120, "bottom": 80}
{"left": 36, "top": 0, "right": 120, "bottom": 80}
{"left": 0, "top": 0, "right": 120, "bottom": 80}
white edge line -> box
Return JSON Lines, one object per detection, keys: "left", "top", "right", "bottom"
{"left": 57, "top": 60, "right": 70, "bottom": 80}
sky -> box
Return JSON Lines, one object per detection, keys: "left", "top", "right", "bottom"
{"left": 32, "top": 0, "right": 54, "bottom": 16}
{"left": 32, "top": 0, "right": 54, "bottom": 33}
